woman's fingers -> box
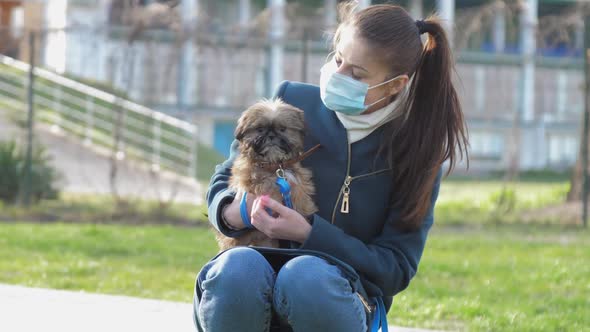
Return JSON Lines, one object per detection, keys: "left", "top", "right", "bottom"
{"left": 251, "top": 196, "right": 276, "bottom": 235}
{"left": 260, "top": 195, "right": 290, "bottom": 216}
{"left": 248, "top": 194, "right": 311, "bottom": 242}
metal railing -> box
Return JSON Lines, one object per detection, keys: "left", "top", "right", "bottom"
{"left": 0, "top": 54, "right": 199, "bottom": 180}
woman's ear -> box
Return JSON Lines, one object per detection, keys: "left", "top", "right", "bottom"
{"left": 388, "top": 74, "right": 410, "bottom": 96}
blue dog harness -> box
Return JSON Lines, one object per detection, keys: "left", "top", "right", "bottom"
{"left": 239, "top": 192, "right": 253, "bottom": 228}
{"left": 240, "top": 167, "right": 293, "bottom": 228}
{"left": 274, "top": 168, "right": 293, "bottom": 209}
{"left": 371, "top": 297, "right": 388, "bottom": 332}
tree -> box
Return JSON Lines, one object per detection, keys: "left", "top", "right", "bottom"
{"left": 109, "top": 0, "right": 185, "bottom": 207}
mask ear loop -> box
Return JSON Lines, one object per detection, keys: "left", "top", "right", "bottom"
{"left": 367, "top": 74, "right": 405, "bottom": 90}
{"left": 364, "top": 94, "right": 391, "bottom": 109}
{"left": 364, "top": 75, "right": 405, "bottom": 109}
{"left": 324, "top": 51, "right": 336, "bottom": 65}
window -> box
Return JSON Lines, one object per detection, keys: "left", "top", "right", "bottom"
{"left": 548, "top": 135, "right": 578, "bottom": 165}
{"left": 469, "top": 131, "right": 504, "bottom": 161}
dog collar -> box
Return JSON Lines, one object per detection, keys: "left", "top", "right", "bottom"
{"left": 255, "top": 144, "right": 322, "bottom": 172}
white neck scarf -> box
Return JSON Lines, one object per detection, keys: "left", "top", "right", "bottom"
{"left": 335, "top": 90, "right": 408, "bottom": 143}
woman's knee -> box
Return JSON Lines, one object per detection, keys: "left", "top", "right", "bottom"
{"left": 275, "top": 255, "right": 351, "bottom": 298}
{"left": 195, "top": 247, "right": 276, "bottom": 332}
{"left": 202, "top": 247, "right": 275, "bottom": 289}
{"left": 273, "top": 255, "right": 367, "bottom": 331}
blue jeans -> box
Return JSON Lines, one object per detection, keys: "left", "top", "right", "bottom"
{"left": 193, "top": 247, "right": 369, "bottom": 332}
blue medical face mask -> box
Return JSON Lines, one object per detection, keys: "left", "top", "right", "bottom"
{"left": 319, "top": 58, "right": 402, "bottom": 115}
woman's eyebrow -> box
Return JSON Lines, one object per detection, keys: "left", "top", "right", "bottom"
{"left": 336, "top": 51, "right": 369, "bottom": 73}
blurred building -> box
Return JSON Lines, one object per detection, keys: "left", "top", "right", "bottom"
{"left": 0, "top": 0, "right": 585, "bottom": 173}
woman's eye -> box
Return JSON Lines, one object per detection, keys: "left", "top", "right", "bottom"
{"left": 351, "top": 72, "right": 361, "bottom": 80}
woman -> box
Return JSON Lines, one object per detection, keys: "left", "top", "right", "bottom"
{"left": 194, "top": 3, "right": 468, "bottom": 332}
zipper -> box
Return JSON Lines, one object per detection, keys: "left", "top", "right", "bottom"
{"left": 356, "top": 292, "right": 374, "bottom": 313}
{"left": 340, "top": 176, "right": 352, "bottom": 213}
{"left": 331, "top": 143, "right": 352, "bottom": 224}
{"left": 331, "top": 166, "right": 392, "bottom": 222}
{"left": 348, "top": 168, "right": 391, "bottom": 181}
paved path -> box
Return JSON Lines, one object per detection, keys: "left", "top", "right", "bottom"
{"left": 0, "top": 284, "right": 444, "bottom": 332}
{"left": 0, "top": 284, "right": 194, "bottom": 332}
{"left": 0, "top": 108, "right": 204, "bottom": 204}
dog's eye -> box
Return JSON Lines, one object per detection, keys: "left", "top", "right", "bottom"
{"left": 278, "top": 126, "right": 286, "bottom": 132}
{"left": 256, "top": 127, "right": 264, "bottom": 133}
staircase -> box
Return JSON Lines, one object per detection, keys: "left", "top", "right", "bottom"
{"left": 0, "top": 55, "right": 204, "bottom": 203}
{"left": 0, "top": 54, "right": 199, "bottom": 180}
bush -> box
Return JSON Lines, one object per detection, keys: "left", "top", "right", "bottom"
{"left": 0, "top": 139, "right": 60, "bottom": 204}
{"left": 489, "top": 187, "right": 518, "bottom": 223}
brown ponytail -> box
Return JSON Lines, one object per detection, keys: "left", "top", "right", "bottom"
{"left": 388, "top": 15, "right": 469, "bottom": 231}
{"left": 337, "top": 4, "right": 469, "bottom": 231}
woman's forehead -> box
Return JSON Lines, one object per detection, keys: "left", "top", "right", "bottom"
{"left": 336, "top": 26, "right": 388, "bottom": 76}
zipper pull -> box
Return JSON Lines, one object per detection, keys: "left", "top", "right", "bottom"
{"left": 356, "top": 292, "right": 374, "bottom": 313}
{"left": 340, "top": 176, "right": 352, "bottom": 214}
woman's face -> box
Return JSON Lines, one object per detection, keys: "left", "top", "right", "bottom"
{"left": 334, "top": 26, "right": 409, "bottom": 114}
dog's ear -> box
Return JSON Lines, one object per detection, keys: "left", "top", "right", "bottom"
{"left": 288, "top": 105, "right": 306, "bottom": 134}
{"left": 295, "top": 107, "right": 305, "bottom": 126}
{"left": 234, "top": 112, "right": 250, "bottom": 141}
{"left": 235, "top": 119, "right": 246, "bottom": 141}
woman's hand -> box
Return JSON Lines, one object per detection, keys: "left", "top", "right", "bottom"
{"left": 250, "top": 195, "right": 312, "bottom": 243}
{"left": 222, "top": 190, "right": 256, "bottom": 230}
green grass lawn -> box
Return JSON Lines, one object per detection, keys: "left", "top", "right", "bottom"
{"left": 436, "top": 176, "right": 572, "bottom": 226}
{"left": 0, "top": 223, "right": 217, "bottom": 301}
{"left": 397, "top": 225, "right": 589, "bottom": 332}
{"left": 0, "top": 222, "right": 588, "bottom": 331}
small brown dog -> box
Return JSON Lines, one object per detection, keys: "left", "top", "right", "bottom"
{"left": 215, "top": 99, "right": 318, "bottom": 251}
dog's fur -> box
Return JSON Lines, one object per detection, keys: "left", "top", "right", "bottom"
{"left": 215, "top": 99, "right": 317, "bottom": 251}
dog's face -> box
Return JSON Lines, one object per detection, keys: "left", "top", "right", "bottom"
{"left": 235, "top": 99, "right": 305, "bottom": 163}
